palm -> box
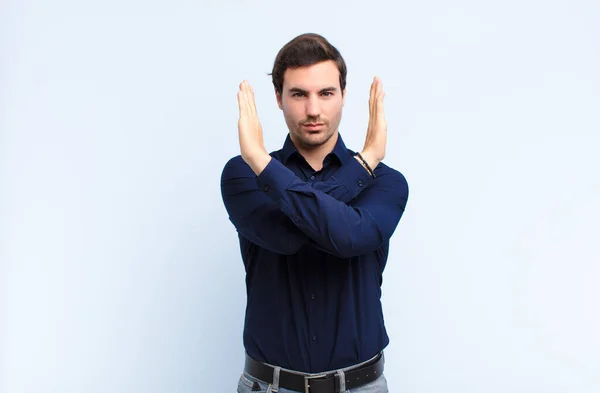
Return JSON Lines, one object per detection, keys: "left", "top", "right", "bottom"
{"left": 237, "top": 81, "right": 265, "bottom": 162}
{"left": 362, "top": 76, "right": 387, "bottom": 164}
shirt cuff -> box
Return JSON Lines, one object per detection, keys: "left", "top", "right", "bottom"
{"left": 330, "top": 156, "right": 375, "bottom": 199}
{"left": 256, "top": 158, "right": 296, "bottom": 202}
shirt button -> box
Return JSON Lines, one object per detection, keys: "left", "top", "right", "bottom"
{"left": 293, "top": 216, "right": 301, "bottom": 223}
{"left": 310, "top": 175, "right": 315, "bottom": 180}
{"left": 263, "top": 184, "right": 271, "bottom": 192}
{"left": 357, "top": 179, "right": 364, "bottom": 187}
{"left": 312, "top": 335, "right": 317, "bottom": 341}
{"left": 311, "top": 293, "right": 316, "bottom": 300}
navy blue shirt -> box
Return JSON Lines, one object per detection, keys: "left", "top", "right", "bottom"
{"left": 220, "top": 133, "right": 409, "bottom": 373}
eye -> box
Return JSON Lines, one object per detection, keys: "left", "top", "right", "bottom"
{"left": 321, "top": 91, "right": 334, "bottom": 97}
{"left": 291, "top": 92, "right": 305, "bottom": 97}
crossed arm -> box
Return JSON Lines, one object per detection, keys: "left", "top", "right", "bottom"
{"left": 220, "top": 154, "right": 408, "bottom": 258}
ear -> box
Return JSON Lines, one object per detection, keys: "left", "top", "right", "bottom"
{"left": 276, "top": 90, "right": 283, "bottom": 110}
{"left": 342, "top": 88, "right": 346, "bottom": 107}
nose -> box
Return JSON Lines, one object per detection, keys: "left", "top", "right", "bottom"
{"left": 305, "top": 95, "right": 320, "bottom": 118}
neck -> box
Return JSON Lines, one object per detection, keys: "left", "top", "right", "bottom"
{"left": 292, "top": 131, "right": 339, "bottom": 171}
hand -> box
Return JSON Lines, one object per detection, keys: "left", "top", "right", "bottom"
{"left": 359, "top": 76, "right": 387, "bottom": 170}
{"left": 237, "top": 80, "right": 271, "bottom": 175}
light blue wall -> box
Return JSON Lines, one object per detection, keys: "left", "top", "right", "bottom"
{"left": 1, "top": 1, "right": 599, "bottom": 392}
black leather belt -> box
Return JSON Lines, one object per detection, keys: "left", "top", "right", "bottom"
{"left": 244, "top": 353, "right": 384, "bottom": 393}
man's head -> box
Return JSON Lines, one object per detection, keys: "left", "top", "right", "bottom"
{"left": 270, "top": 33, "right": 347, "bottom": 151}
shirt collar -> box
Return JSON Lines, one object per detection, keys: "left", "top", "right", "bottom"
{"left": 281, "top": 132, "right": 350, "bottom": 165}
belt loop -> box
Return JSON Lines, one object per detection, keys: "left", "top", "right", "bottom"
{"left": 336, "top": 370, "right": 346, "bottom": 393}
{"left": 272, "top": 366, "right": 281, "bottom": 392}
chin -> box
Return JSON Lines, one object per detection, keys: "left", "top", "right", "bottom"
{"left": 300, "top": 135, "right": 328, "bottom": 148}
{"left": 296, "top": 130, "right": 334, "bottom": 148}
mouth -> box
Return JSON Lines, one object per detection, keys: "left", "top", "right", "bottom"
{"left": 302, "top": 123, "right": 324, "bottom": 130}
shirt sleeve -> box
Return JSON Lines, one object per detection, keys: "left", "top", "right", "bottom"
{"left": 311, "top": 156, "right": 375, "bottom": 202}
{"left": 220, "top": 155, "right": 376, "bottom": 255}
{"left": 256, "top": 158, "right": 409, "bottom": 259}
{"left": 220, "top": 155, "right": 308, "bottom": 255}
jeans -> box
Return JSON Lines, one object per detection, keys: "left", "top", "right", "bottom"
{"left": 236, "top": 371, "right": 388, "bottom": 393}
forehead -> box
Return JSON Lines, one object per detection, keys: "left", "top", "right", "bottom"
{"left": 282, "top": 60, "right": 340, "bottom": 91}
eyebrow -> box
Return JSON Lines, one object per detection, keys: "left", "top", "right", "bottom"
{"left": 288, "top": 86, "right": 338, "bottom": 95}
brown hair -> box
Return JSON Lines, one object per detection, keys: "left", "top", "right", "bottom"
{"left": 270, "top": 33, "right": 347, "bottom": 95}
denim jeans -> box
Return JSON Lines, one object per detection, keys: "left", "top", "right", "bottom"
{"left": 236, "top": 371, "right": 388, "bottom": 393}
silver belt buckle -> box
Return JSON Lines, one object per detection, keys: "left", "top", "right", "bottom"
{"left": 304, "top": 373, "right": 327, "bottom": 393}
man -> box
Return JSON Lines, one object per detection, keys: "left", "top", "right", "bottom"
{"left": 220, "top": 33, "right": 409, "bottom": 393}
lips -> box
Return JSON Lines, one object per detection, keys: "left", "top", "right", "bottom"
{"left": 302, "top": 123, "right": 324, "bottom": 130}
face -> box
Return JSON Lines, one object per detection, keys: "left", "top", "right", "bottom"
{"left": 276, "top": 60, "right": 345, "bottom": 150}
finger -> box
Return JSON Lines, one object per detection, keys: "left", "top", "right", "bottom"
{"left": 377, "top": 92, "right": 385, "bottom": 117}
{"left": 248, "top": 84, "right": 258, "bottom": 118}
{"left": 238, "top": 81, "right": 247, "bottom": 114}
{"left": 237, "top": 91, "right": 243, "bottom": 114}
{"left": 245, "top": 82, "right": 255, "bottom": 118}
{"left": 369, "top": 76, "right": 377, "bottom": 110}
{"left": 240, "top": 81, "right": 249, "bottom": 112}
{"left": 375, "top": 76, "right": 382, "bottom": 96}
{"left": 372, "top": 77, "right": 382, "bottom": 109}
{"left": 238, "top": 81, "right": 248, "bottom": 117}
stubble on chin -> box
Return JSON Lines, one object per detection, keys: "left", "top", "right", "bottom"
{"left": 293, "top": 128, "right": 335, "bottom": 149}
